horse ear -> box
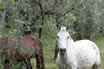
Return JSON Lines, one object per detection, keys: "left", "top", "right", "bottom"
{"left": 66, "top": 25, "right": 69, "bottom": 31}
{"left": 57, "top": 24, "right": 61, "bottom": 30}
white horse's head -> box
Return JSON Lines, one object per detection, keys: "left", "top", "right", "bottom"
{"left": 57, "top": 25, "right": 70, "bottom": 55}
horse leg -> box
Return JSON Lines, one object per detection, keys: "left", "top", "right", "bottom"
{"left": 92, "top": 54, "right": 101, "bottom": 69}
{"left": 92, "top": 64, "right": 101, "bottom": 69}
{"left": 96, "top": 64, "right": 101, "bottom": 69}
{"left": 36, "top": 53, "right": 44, "bottom": 69}
{"left": 4, "top": 59, "right": 9, "bottom": 69}
{"left": 72, "top": 67, "right": 77, "bottom": 69}
{"left": 39, "top": 53, "right": 45, "bottom": 69}
{"left": 36, "top": 45, "right": 45, "bottom": 69}
{"left": 27, "top": 59, "right": 32, "bottom": 69}
{"left": 71, "top": 63, "right": 77, "bottom": 69}
{"left": 36, "top": 54, "right": 41, "bottom": 69}
{"left": 24, "top": 59, "right": 32, "bottom": 69}
{"left": 4, "top": 59, "right": 12, "bottom": 69}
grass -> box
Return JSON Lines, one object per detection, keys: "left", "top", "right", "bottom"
{"left": 31, "top": 37, "right": 104, "bottom": 69}
{"left": 0, "top": 37, "right": 103, "bottom": 69}
{"left": 0, "top": 36, "right": 102, "bottom": 69}
{"left": 94, "top": 37, "right": 104, "bottom": 69}
{"left": 31, "top": 37, "right": 58, "bottom": 69}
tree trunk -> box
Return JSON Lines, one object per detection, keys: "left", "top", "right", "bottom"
{"left": 0, "top": 23, "right": 2, "bottom": 37}
{"left": 39, "top": 0, "right": 44, "bottom": 39}
{"left": 54, "top": 16, "right": 60, "bottom": 59}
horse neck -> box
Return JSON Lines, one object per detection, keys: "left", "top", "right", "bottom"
{"left": 59, "top": 52, "right": 67, "bottom": 67}
{"left": 67, "top": 38, "right": 74, "bottom": 48}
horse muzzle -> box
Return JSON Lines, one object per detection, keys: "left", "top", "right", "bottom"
{"left": 59, "top": 48, "right": 66, "bottom": 55}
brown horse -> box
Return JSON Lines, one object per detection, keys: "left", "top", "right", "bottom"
{"left": 0, "top": 35, "right": 44, "bottom": 69}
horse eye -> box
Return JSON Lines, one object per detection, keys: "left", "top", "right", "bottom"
{"left": 67, "top": 36, "right": 69, "bottom": 39}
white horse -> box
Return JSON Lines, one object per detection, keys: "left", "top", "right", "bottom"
{"left": 56, "top": 25, "right": 101, "bottom": 69}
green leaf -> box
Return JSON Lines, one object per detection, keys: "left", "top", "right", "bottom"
{"left": 0, "top": 5, "right": 2, "bottom": 9}
{"left": 10, "top": 0, "right": 15, "bottom": 3}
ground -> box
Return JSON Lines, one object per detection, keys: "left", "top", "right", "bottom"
{"left": 0, "top": 37, "right": 103, "bottom": 69}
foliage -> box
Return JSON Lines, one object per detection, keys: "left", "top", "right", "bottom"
{"left": 0, "top": 0, "right": 104, "bottom": 39}
{"left": 0, "top": 0, "right": 104, "bottom": 69}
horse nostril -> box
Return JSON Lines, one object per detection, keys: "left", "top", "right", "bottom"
{"left": 60, "top": 48, "right": 66, "bottom": 52}
{"left": 59, "top": 48, "right": 66, "bottom": 55}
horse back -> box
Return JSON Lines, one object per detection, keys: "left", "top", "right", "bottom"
{"left": 74, "top": 40, "right": 101, "bottom": 68}
{"left": 0, "top": 35, "right": 42, "bottom": 61}
{"left": 75, "top": 40, "right": 100, "bottom": 55}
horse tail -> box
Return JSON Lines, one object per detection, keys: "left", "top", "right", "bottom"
{"left": 93, "top": 43, "right": 101, "bottom": 65}
{"left": 92, "top": 43, "right": 101, "bottom": 69}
